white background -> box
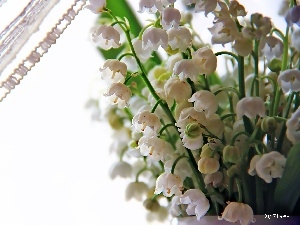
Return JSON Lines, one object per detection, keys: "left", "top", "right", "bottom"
{"left": 0, "top": 1, "right": 284, "bottom": 225}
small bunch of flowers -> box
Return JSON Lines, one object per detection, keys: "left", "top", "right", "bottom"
{"left": 85, "top": 0, "right": 300, "bottom": 224}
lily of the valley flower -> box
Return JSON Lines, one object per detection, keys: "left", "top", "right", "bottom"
{"left": 204, "top": 171, "right": 223, "bottom": 188}
{"left": 180, "top": 189, "right": 210, "bottom": 221}
{"left": 173, "top": 59, "right": 200, "bottom": 82}
{"left": 236, "top": 97, "right": 266, "bottom": 119}
{"left": 138, "top": 0, "right": 160, "bottom": 13}
{"left": 194, "top": 0, "right": 217, "bottom": 16}
{"left": 132, "top": 38, "right": 153, "bottom": 62}
{"left": 138, "top": 136, "right": 173, "bottom": 163}
{"left": 251, "top": 13, "right": 272, "bottom": 37}
{"left": 104, "top": 83, "right": 131, "bottom": 108}
{"left": 219, "top": 202, "right": 255, "bottom": 225}
{"left": 259, "top": 36, "right": 284, "bottom": 61}
{"left": 277, "top": 69, "right": 300, "bottom": 94}
{"left": 285, "top": 5, "right": 300, "bottom": 27}
{"left": 188, "top": 90, "right": 218, "bottom": 117}
{"left": 161, "top": 7, "right": 181, "bottom": 30}
{"left": 249, "top": 151, "right": 286, "bottom": 183}
{"left": 99, "top": 59, "right": 127, "bottom": 85}
{"left": 233, "top": 37, "right": 253, "bottom": 57}
{"left": 132, "top": 110, "right": 161, "bottom": 133}
{"left": 167, "top": 27, "right": 192, "bottom": 51}
{"left": 286, "top": 107, "right": 300, "bottom": 144}
{"left": 142, "top": 27, "right": 168, "bottom": 51}
{"left": 92, "top": 25, "right": 121, "bottom": 50}
{"left": 154, "top": 172, "right": 183, "bottom": 197}
{"left": 229, "top": 0, "right": 247, "bottom": 17}
{"left": 164, "top": 77, "right": 192, "bottom": 102}
{"left": 109, "top": 161, "right": 132, "bottom": 179}
{"left": 85, "top": 0, "right": 106, "bottom": 14}
{"left": 125, "top": 181, "right": 149, "bottom": 201}
{"left": 176, "top": 107, "right": 224, "bottom": 150}
{"left": 192, "top": 47, "right": 217, "bottom": 76}
{"left": 208, "top": 18, "right": 240, "bottom": 46}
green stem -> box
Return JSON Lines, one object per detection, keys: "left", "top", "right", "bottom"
{"left": 255, "top": 176, "right": 264, "bottom": 214}
{"left": 159, "top": 123, "right": 177, "bottom": 136}
{"left": 250, "top": 40, "right": 259, "bottom": 97}
{"left": 230, "top": 131, "right": 250, "bottom": 146}
{"left": 151, "top": 99, "right": 162, "bottom": 113}
{"left": 235, "top": 178, "right": 243, "bottom": 203}
{"left": 238, "top": 55, "right": 245, "bottom": 98}
{"left": 277, "top": 92, "right": 295, "bottom": 152}
{"left": 171, "top": 155, "right": 187, "bottom": 174}
{"left": 215, "top": 51, "right": 238, "bottom": 62}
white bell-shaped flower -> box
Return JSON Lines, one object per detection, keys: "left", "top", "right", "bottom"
{"left": 154, "top": 172, "right": 183, "bottom": 197}
{"left": 164, "top": 77, "right": 192, "bottom": 102}
{"left": 188, "top": 90, "right": 218, "bottom": 117}
{"left": 173, "top": 59, "right": 200, "bottom": 82}
{"left": 255, "top": 151, "right": 287, "bottom": 183}
{"left": 138, "top": 0, "right": 161, "bottom": 13}
{"left": 99, "top": 59, "right": 127, "bottom": 85}
{"left": 208, "top": 18, "right": 239, "bottom": 46}
{"left": 158, "top": 0, "right": 176, "bottom": 7}
{"left": 195, "top": 0, "right": 217, "bottom": 16}
{"left": 125, "top": 182, "right": 149, "bottom": 201}
{"left": 251, "top": 13, "right": 272, "bottom": 37}
{"left": 169, "top": 196, "right": 182, "bottom": 217}
{"left": 142, "top": 27, "right": 168, "bottom": 51}
{"left": 109, "top": 161, "right": 132, "bottom": 179}
{"left": 236, "top": 97, "right": 266, "bottom": 119}
{"left": 167, "top": 27, "right": 192, "bottom": 51}
{"left": 259, "top": 36, "right": 284, "bottom": 61}
{"left": 92, "top": 25, "right": 121, "bottom": 50}
{"left": 132, "top": 110, "right": 161, "bottom": 133}
{"left": 204, "top": 171, "right": 223, "bottom": 188}
{"left": 229, "top": 0, "right": 247, "bottom": 17}
{"left": 248, "top": 155, "right": 262, "bottom": 176}
{"left": 138, "top": 136, "right": 173, "bottom": 163}
{"left": 180, "top": 189, "right": 210, "bottom": 221}
{"left": 192, "top": 47, "right": 217, "bottom": 75}
{"left": 286, "top": 107, "right": 300, "bottom": 144}
{"left": 277, "top": 69, "right": 300, "bottom": 94}
{"left": 233, "top": 36, "right": 253, "bottom": 57}
{"left": 291, "top": 29, "right": 300, "bottom": 52}
{"left": 132, "top": 38, "right": 152, "bottom": 62}
{"left": 219, "top": 202, "right": 255, "bottom": 225}
{"left": 85, "top": 0, "right": 106, "bottom": 14}
{"left": 104, "top": 83, "right": 131, "bottom": 108}
{"left": 161, "top": 7, "right": 181, "bottom": 30}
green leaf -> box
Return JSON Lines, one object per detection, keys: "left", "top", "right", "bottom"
{"left": 274, "top": 142, "right": 300, "bottom": 214}
{"left": 105, "top": 0, "right": 142, "bottom": 37}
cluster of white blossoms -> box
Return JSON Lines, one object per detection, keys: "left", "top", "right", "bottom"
{"left": 85, "top": 0, "right": 300, "bottom": 224}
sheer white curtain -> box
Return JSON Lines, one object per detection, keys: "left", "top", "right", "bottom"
{"left": 0, "top": 1, "right": 162, "bottom": 225}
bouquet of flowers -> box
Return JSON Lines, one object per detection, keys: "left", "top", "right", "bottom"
{"left": 85, "top": 0, "right": 300, "bottom": 224}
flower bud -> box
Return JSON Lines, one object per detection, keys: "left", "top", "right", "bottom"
{"left": 261, "top": 116, "right": 277, "bottom": 134}
{"left": 143, "top": 198, "right": 160, "bottom": 212}
{"left": 198, "top": 157, "right": 220, "bottom": 174}
{"left": 200, "top": 144, "right": 214, "bottom": 158}
{"left": 185, "top": 123, "right": 201, "bottom": 138}
{"left": 268, "top": 58, "right": 282, "bottom": 72}
{"left": 108, "top": 113, "right": 124, "bottom": 130}
{"left": 223, "top": 145, "right": 241, "bottom": 163}
{"left": 227, "top": 165, "right": 241, "bottom": 177}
